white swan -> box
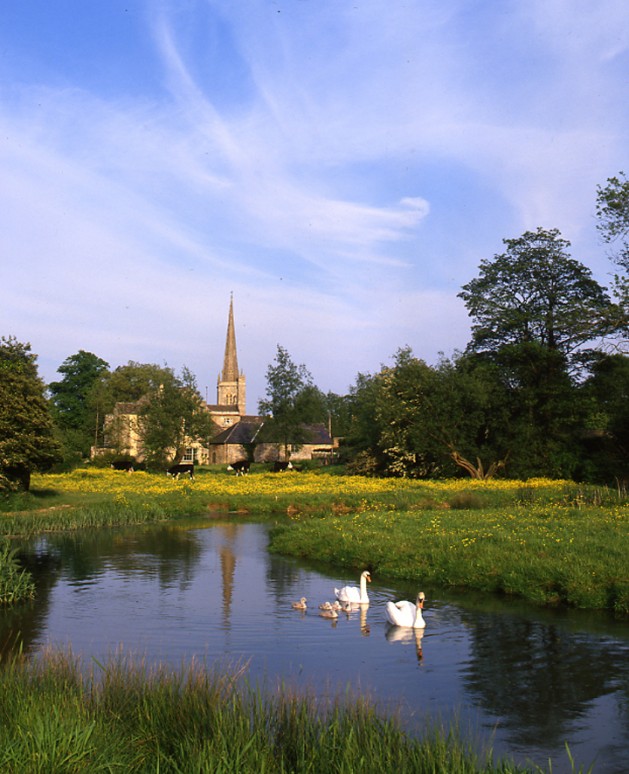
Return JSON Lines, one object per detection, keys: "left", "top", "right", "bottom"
{"left": 291, "top": 597, "right": 307, "bottom": 610}
{"left": 334, "top": 570, "right": 371, "bottom": 604}
{"left": 385, "top": 592, "right": 426, "bottom": 628}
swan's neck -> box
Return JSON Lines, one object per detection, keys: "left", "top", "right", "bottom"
{"left": 414, "top": 604, "right": 425, "bottom": 626}
{"left": 359, "top": 575, "right": 368, "bottom": 601}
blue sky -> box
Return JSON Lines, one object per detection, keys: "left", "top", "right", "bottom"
{"left": 2, "top": 1, "right": 628, "bottom": 408}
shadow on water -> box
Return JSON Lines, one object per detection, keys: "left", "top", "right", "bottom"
{"left": 2, "top": 517, "right": 628, "bottom": 773}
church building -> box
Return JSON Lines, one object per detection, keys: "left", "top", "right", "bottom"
{"left": 95, "top": 296, "right": 333, "bottom": 467}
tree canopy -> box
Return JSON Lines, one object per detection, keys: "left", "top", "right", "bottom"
{"left": 458, "top": 228, "right": 614, "bottom": 366}
{"left": 48, "top": 350, "right": 110, "bottom": 459}
{"left": 258, "top": 345, "right": 319, "bottom": 459}
{"left": 0, "top": 337, "right": 61, "bottom": 490}
{"left": 596, "top": 172, "right": 629, "bottom": 269}
{"left": 138, "top": 366, "right": 215, "bottom": 468}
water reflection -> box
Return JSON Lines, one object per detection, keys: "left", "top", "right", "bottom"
{"left": 385, "top": 626, "right": 424, "bottom": 662}
{"left": 2, "top": 520, "right": 628, "bottom": 773}
{"left": 461, "top": 608, "right": 629, "bottom": 751}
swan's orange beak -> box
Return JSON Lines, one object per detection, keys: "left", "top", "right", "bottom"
{"left": 367, "top": 575, "right": 371, "bottom": 582}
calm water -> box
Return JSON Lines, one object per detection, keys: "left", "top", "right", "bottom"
{"left": 2, "top": 518, "right": 628, "bottom": 773}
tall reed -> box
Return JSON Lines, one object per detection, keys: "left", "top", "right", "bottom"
{"left": 0, "top": 540, "right": 35, "bottom": 605}
{"left": 0, "top": 649, "right": 566, "bottom": 773}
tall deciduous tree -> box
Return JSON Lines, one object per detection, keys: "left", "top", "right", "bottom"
{"left": 48, "top": 350, "right": 110, "bottom": 460}
{"left": 139, "top": 366, "right": 214, "bottom": 468}
{"left": 258, "top": 345, "right": 316, "bottom": 460}
{"left": 458, "top": 227, "right": 614, "bottom": 367}
{"left": 458, "top": 228, "right": 608, "bottom": 478}
{"left": 0, "top": 337, "right": 61, "bottom": 491}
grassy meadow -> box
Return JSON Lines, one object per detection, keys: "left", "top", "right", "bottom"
{"left": 1, "top": 467, "right": 628, "bottom": 615}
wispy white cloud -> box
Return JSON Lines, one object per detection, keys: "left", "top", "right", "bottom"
{"left": 1, "top": 0, "right": 627, "bottom": 401}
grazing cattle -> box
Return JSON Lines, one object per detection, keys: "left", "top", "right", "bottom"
{"left": 227, "top": 460, "right": 250, "bottom": 476}
{"left": 272, "top": 461, "right": 293, "bottom": 472}
{"left": 111, "top": 460, "right": 134, "bottom": 472}
{"left": 167, "top": 463, "right": 195, "bottom": 481}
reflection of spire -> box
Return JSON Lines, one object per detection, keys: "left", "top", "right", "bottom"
{"left": 219, "top": 524, "right": 239, "bottom": 626}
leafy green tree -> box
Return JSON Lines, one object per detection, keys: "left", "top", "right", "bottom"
{"left": 596, "top": 172, "right": 629, "bottom": 340}
{"left": 0, "top": 337, "right": 61, "bottom": 491}
{"left": 370, "top": 349, "right": 445, "bottom": 477}
{"left": 95, "top": 361, "right": 172, "bottom": 410}
{"left": 458, "top": 227, "right": 614, "bottom": 368}
{"left": 324, "top": 391, "right": 352, "bottom": 439}
{"left": 95, "top": 362, "right": 213, "bottom": 468}
{"left": 579, "top": 353, "right": 629, "bottom": 483}
{"left": 490, "top": 343, "right": 586, "bottom": 478}
{"left": 457, "top": 229, "right": 610, "bottom": 477}
{"left": 346, "top": 349, "right": 512, "bottom": 478}
{"left": 596, "top": 172, "right": 629, "bottom": 269}
{"left": 139, "top": 366, "right": 214, "bottom": 468}
{"left": 48, "top": 350, "right": 110, "bottom": 461}
{"left": 258, "top": 345, "right": 317, "bottom": 460}
{"left": 342, "top": 370, "right": 387, "bottom": 474}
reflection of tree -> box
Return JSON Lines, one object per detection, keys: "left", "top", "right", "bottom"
{"left": 0, "top": 546, "right": 61, "bottom": 658}
{"left": 37, "top": 525, "right": 204, "bottom": 589}
{"left": 0, "top": 524, "right": 206, "bottom": 657}
{"left": 461, "top": 611, "right": 629, "bottom": 748}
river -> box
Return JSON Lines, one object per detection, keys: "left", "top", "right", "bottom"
{"left": 2, "top": 518, "right": 628, "bottom": 773}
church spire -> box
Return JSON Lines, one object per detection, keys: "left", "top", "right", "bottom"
{"left": 221, "top": 293, "right": 239, "bottom": 382}
{"left": 217, "top": 294, "right": 246, "bottom": 414}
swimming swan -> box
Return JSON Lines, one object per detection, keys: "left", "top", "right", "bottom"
{"left": 385, "top": 592, "right": 426, "bottom": 628}
{"left": 335, "top": 570, "right": 371, "bottom": 604}
{"left": 291, "top": 597, "right": 307, "bottom": 610}
{"left": 319, "top": 606, "right": 339, "bottom": 619}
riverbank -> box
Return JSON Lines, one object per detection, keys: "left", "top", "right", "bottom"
{"left": 0, "top": 649, "right": 562, "bottom": 773}
{"left": 2, "top": 468, "right": 628, "bottom": 615}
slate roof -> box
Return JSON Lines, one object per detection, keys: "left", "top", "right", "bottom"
{"left": 210, "top": 419, "right": 264, "bottom": 445}
{"left": 209, "top": 420, "right": 332, "bottom": 446}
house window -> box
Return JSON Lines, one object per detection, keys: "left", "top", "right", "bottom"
{"left": 183, "top": 447, "right": 197, "bottom": 463}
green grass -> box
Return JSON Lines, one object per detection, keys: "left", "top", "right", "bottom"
{"left": 0, "top": 541, "right": 35, "bottom": 605}
{"left": 269, "top": 502, "right": 629, "bottom": 617}
{"left": 0, "top": 649, "right": 575, "bottom": 774}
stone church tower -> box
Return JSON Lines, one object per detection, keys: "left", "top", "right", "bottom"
{"left": 216, "top": 295, "right": 246, "bottom": 416}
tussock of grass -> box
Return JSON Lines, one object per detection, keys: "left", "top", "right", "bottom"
{"left": 0, "top": 649, "right": 552, "bottom": 773}
{"left": 0, "top": 541, "right": 35, "bottom": 605}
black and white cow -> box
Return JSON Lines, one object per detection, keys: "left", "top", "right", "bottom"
{"left": 111, "top": 460, "right": 134, "bottom": 472}
{"left": 167, "top": 463, "right": 195, "bottom": 480}
{"left": 227, "top": 460, "right": 250, "bottom": 476}
{"left": 272, "top": 461, "right": 293, "bottom": 472}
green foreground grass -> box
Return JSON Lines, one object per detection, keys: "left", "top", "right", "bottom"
{"left": 0, "top": 649, "right": 575, "bottom": 774}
